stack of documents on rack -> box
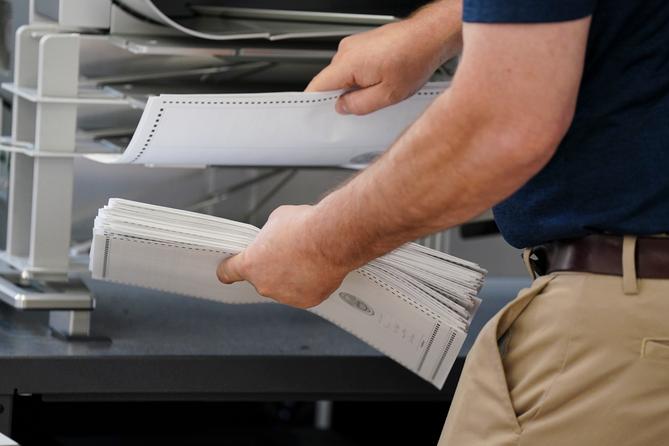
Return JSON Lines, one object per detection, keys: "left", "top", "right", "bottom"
{"left": 90, "top": 199, "right": 485, "bottom": 388}
{"left": 87, "top": 82, "right": 448, "bottom": 166}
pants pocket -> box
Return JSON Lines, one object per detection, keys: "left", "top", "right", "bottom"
{"left": 438, "top": 275, "right": 555, "bottom": 445}
{"left": 642, "top": 338, "right": 669, "bottom": 361}
{"left": 501, "top": 276, "right": 577, "bottom": 428}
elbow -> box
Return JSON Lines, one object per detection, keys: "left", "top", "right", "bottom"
{"left": 494, "top": 111, "right": 573, "bottom": 175}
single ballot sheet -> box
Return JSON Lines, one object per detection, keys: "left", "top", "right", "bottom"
{"left": 87, "top": 83, "right": 448, "bottom": 167}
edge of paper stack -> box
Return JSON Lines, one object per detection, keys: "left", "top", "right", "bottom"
{"left": 90, "top": 199, "right": 486, "bottom": 388}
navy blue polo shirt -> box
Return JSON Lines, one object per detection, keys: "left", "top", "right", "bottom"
{"left": 464, "top": 1, "right": 669, "bottom": 248}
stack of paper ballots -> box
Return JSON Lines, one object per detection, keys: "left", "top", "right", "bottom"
{"left": 90, "top": 199, "right": 486, "bottom": 388}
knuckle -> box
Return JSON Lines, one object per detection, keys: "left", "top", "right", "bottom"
{"left": 273, "top": 204, "right": 298, "bottom": 219}
{"left": 266, "top": 207, "right": 283, "bottom": 222}
{"left": 337, "top": 37, "right": 351, "bottom": 50}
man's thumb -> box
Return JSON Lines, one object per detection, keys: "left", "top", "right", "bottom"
{"left": 217, "top": 253, "right": 245, "bottom": 284}
{"left": 336, "top": 84, "right": 399, "bottom": 116}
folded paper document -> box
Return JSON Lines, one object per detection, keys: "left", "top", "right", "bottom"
{"left": 89, "top": 199, "right": 485, "bottom": 388}
{"left": 87, "top": 82, "right": 448, "bottom": 166}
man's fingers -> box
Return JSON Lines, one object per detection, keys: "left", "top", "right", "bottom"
{"left": 217, "top": 253, "right": 245, "bottom": 284}
{"left": 306, "top": 63, "right": 396, "bottom": 116}
{"left": 336, "top": 83, "right": 400, "bottom": 115}
{"left": 305, "top": 63, "right": 355, "bottom": 92}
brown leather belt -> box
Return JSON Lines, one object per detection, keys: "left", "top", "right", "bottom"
{"left": 528, "top": 234, "right": 669, "bottom": 279}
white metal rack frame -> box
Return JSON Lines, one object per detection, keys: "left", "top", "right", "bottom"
{"left": 0, "top": 24, "right": 94, "bottom": 337}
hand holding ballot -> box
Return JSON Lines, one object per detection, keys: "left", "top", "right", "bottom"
{"left": 90, "top": 199, "right": 486, "bottom": 388}
{"left": 217, "top": 205, "right": 349, "bottom": 309}
{"left": 307, "top": 22, "right": 446, "bottom": 115}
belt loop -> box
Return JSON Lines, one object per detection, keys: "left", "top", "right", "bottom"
{"left": 523, "top": 248, "right": 537, "bottom": 280}
{"left": 622, "top": 235, "right": 639, "bottom": 295}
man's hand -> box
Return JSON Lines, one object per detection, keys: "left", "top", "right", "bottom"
{"left": 217, "top": 205, "right": 350, "bottom": 309}
{"left": 305, "top": 0, "right": 462, "bottom": 115}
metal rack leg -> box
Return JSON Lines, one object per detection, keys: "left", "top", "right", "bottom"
{"left": 6, "top": 153, "right": 33, "bottom": 258}
{"left": 28, "top": 34, "right": 79, "bottom": 273}
{"left": 314, "top": 400, "right": 333, "bottom": 430}
{"left": 28, "top": 157, "right": 75, "bottom": 272}
{"left": 49, "top": 310, "right": 91, "bottom": 338}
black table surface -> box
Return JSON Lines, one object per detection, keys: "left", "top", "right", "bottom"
{"left": 0, "top": 277, "right": 528, "bottom": 401}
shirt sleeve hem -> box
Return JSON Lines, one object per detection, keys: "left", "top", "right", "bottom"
{"left": 463, "top": 0, "right": 595, "bottom": 24}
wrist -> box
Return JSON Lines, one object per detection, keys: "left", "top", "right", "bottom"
{"left": 307, "top": 194, "right": 375, "bottom": 273}
{"left": 407, "top": 1, "right": 463, "bottom": 63}
{"left": 301, "top": 202, "right": 361, "bottom": 275}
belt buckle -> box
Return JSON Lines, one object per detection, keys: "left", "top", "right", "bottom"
{"left": 528, "top": 245, "right": 549, "bottom": 276}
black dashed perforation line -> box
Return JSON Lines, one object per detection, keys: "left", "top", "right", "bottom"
{"left": 102, "top": 218, "right": 250, "bottom": 245}
{"left": 159, "top": 90, "right": 441, "bottom": 105}
{"left": 131, "top": 90, "right": 443, "bottom": 164}
{"left": 418, "top": 323, "right": 441, "bottom": 372}
{"left": 130, "top": 106, "right": 164, "bottom": 164}
{"left": 163, "top": 94, "right": 340, "bottom": 107}
{"left": 415, "top": 90, "right": 442, "bottom": 96}
{"left": 102, "top": 237, "right": 111, "bottom": 278}
{"left": 106, "top": 234, "right": 234, "bottom": 256}
{"left": 431, "top": 329, "right": 459, "bottom": 380}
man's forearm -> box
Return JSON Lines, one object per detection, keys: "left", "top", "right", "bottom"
{"left": 305, "top": 18, "right": 589, "bottom": 271}
{"left": 308, "top": 92, "right": 540, "bottom": 269}
{"left": 409, "top": 0, "right": 463, "bottom": 64}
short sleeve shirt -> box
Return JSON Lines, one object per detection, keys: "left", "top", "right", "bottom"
{"left": 464, "top": 1, "right": 669, "bottom": 247}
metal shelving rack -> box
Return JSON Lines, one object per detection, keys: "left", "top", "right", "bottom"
{"left": 0, "top": 0, "right": 182, "bottom": 337}
{"left": 1, "top": 24, "right": 94, "bottom": 337}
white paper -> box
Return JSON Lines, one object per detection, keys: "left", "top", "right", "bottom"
{"left": 90, "top": 198, "right": 485, "bottom": 388}
{"left": 87, "top": 82, "right": 448, "bottom": 166}
{"left": 117, "top": 0, "right": 378, "bottom": 41}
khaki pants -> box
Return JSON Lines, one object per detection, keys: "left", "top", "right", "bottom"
{"left": 438, "top": 269, "right": 669, "bottom": 445}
